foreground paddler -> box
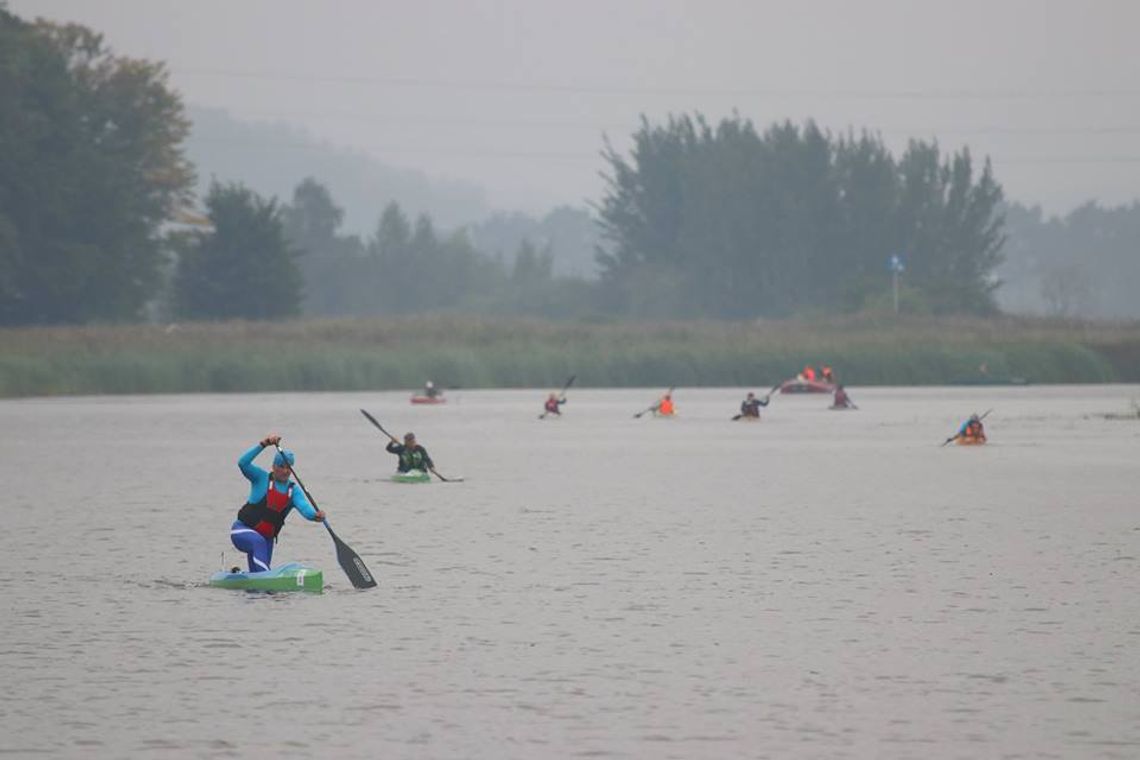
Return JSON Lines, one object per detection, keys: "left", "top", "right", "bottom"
{"left": 230, "top": 434, "right": 325, "bottom": 572}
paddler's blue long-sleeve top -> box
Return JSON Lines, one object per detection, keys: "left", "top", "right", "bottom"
{"left": 238, "top": 444, "right": 318, "bottom": 519}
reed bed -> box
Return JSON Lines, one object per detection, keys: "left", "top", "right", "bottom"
{"left": 0, "top": 314, "right": 1136, "bottom": 397}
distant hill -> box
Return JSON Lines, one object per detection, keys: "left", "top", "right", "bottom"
{"left": 465, "top": 206, "right": 602, "bottom": 279}
{"left": 183, "top": 106, "right": 490, "bottom": 232}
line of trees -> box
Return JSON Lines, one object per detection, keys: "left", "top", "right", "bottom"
{"left": 594, "top": 115, "right": 1005, "bottom": 319}
{"left": 163, "top": 177, "right": 590, "bottom": 322}
{"left": 999, "top": 201, "right": 1140, "bottom": 319}
{"left": 1, "top": 9, "right": 1024, "bottom": 327}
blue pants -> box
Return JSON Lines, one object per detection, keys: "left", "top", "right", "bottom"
{"left": 230, "top": 520, "right": 273, "bottom": 572}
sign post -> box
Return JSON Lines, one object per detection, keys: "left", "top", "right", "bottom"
{"left": 887, "top": 254, "right": 905, "bottom": 314}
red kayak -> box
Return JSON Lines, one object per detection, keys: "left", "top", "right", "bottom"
{"left": 410, "top": 395, "right": 446, "bottom": 405}
{"left": 778, "top": 378, "right": 835, "bottom": 394}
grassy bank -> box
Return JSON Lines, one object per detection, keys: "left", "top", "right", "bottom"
{"left": 1, "top": 314, "right": 1138, "bottom": 397}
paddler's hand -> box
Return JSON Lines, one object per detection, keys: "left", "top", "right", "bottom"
{"left": 260, "top": 434, "right": 282, "bottom": 447}
{"left": 313, "top": 510, "right": 326, "bottom": 522}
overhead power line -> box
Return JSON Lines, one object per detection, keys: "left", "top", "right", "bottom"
{"left": 187, "top": 135, "right": 1140, "bottom": 166}
{"left": 173, "top": 67, "right": 1140, "bottom": 100}
{"left": 200, "top": 107, "right": 1140, "bottom": 137}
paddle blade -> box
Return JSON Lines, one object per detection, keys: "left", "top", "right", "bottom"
{"left": 359, "top": 408, "right": 390, "bottom": 438}
{"left": 324, "top": 521, "right": 377, "bottom": 589}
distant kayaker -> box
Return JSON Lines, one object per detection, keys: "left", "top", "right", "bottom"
{"left": 832, "top": 385, "right": 854, "bottom": 409}
{"left": 739, "top": 391, "right": 768, "bottom": 419}
{"left": 230, "top": 435, "right": 324, "bottom": 573}
{"left": 956, "top": 414, "right": 987, "bottom": 443}
{"left": 423, "top": 380, "right": 441, "bottom": 399}
{"left": 385, "top": 431, "right": 436, "bottom": 474}
{"left": 543, "top": 392, "right": 566, "bottom": 417}
{"left": 655, "top": 391, "right": 676, "bottom": 416}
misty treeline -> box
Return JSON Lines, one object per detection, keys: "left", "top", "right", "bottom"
{"left": 271, "top": 178, "right": 594, "bottom": 320}
{"left": 4, "top": 8, "right": 1140, "bottom": 327}
{"left": 596, "top": 115, "right": 1004, "bottom": 318}
{"left": 998, "top": 201, "right": 1140, "bottom": 320}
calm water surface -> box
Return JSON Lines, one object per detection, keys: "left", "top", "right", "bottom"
{"left": 2, "top": 386, "right": 1139, "bottom": 758}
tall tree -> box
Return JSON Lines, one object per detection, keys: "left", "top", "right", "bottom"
{"left": 0, "top": 11, "right": 193, "bottom": 324}
{"left": 596, "top": 113, "right": 1006, "bottom": 318}
{"left": 173, "top": 182, "right": 301, "bottom": 320}
{"left": 281, "top": 177, "right": 364, "bottom": 315}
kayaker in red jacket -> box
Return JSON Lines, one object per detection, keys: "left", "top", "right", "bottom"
{"left": 543, "top": 392, "right": 566, "bottom": 416}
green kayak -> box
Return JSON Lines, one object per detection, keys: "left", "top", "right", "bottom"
{"left": 392, "top": 469, "right": 431, "bottom": 483}
{"left": 208, "top": 562, "right": 323, "bottom": 593}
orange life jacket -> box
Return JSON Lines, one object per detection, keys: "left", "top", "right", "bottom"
{"left": 658, "top": 397, "right": 675, "bottom": 415}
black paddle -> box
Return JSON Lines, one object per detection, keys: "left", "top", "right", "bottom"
{"left": 272, "top": 444, "right": 376, "bottom": 589}
{"left": 359, "top": 408, "right": 464, "bottom": 482}
{"left": 635, "top": 386, "right": 675, "bottom": 419}
{"left": 538, "top": 374, "right": 576, "bottom": 419}
{"left": 941, "top": 408, "right": 993, "bottom": 446}
{"left": 731, "top": 381, "right": 781, "bottom": 421}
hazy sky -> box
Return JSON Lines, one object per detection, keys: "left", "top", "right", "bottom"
{"left": 10, "top": 0, "right": 1140, "bottom": 215}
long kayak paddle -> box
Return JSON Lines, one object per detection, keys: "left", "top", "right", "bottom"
{"left": 274, "top": 444, "right": 377, "bottom": 589}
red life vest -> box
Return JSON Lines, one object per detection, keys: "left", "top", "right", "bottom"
{"left": 237, "top": 480, "right": 294, "bottom": 539}
{"left": 545, "top": 397, "right": 560, "bottom": 413}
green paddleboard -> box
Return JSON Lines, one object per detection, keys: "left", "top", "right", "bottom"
{"left": 208, "top": 562, "right": 323, "bottom": 592}
{"left": 391, "top": 469, "right": 431, "bottom": 483}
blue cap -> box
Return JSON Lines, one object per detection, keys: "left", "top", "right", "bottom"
{"left": 273, "top": 449, "right": 295, "bottom": 467}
